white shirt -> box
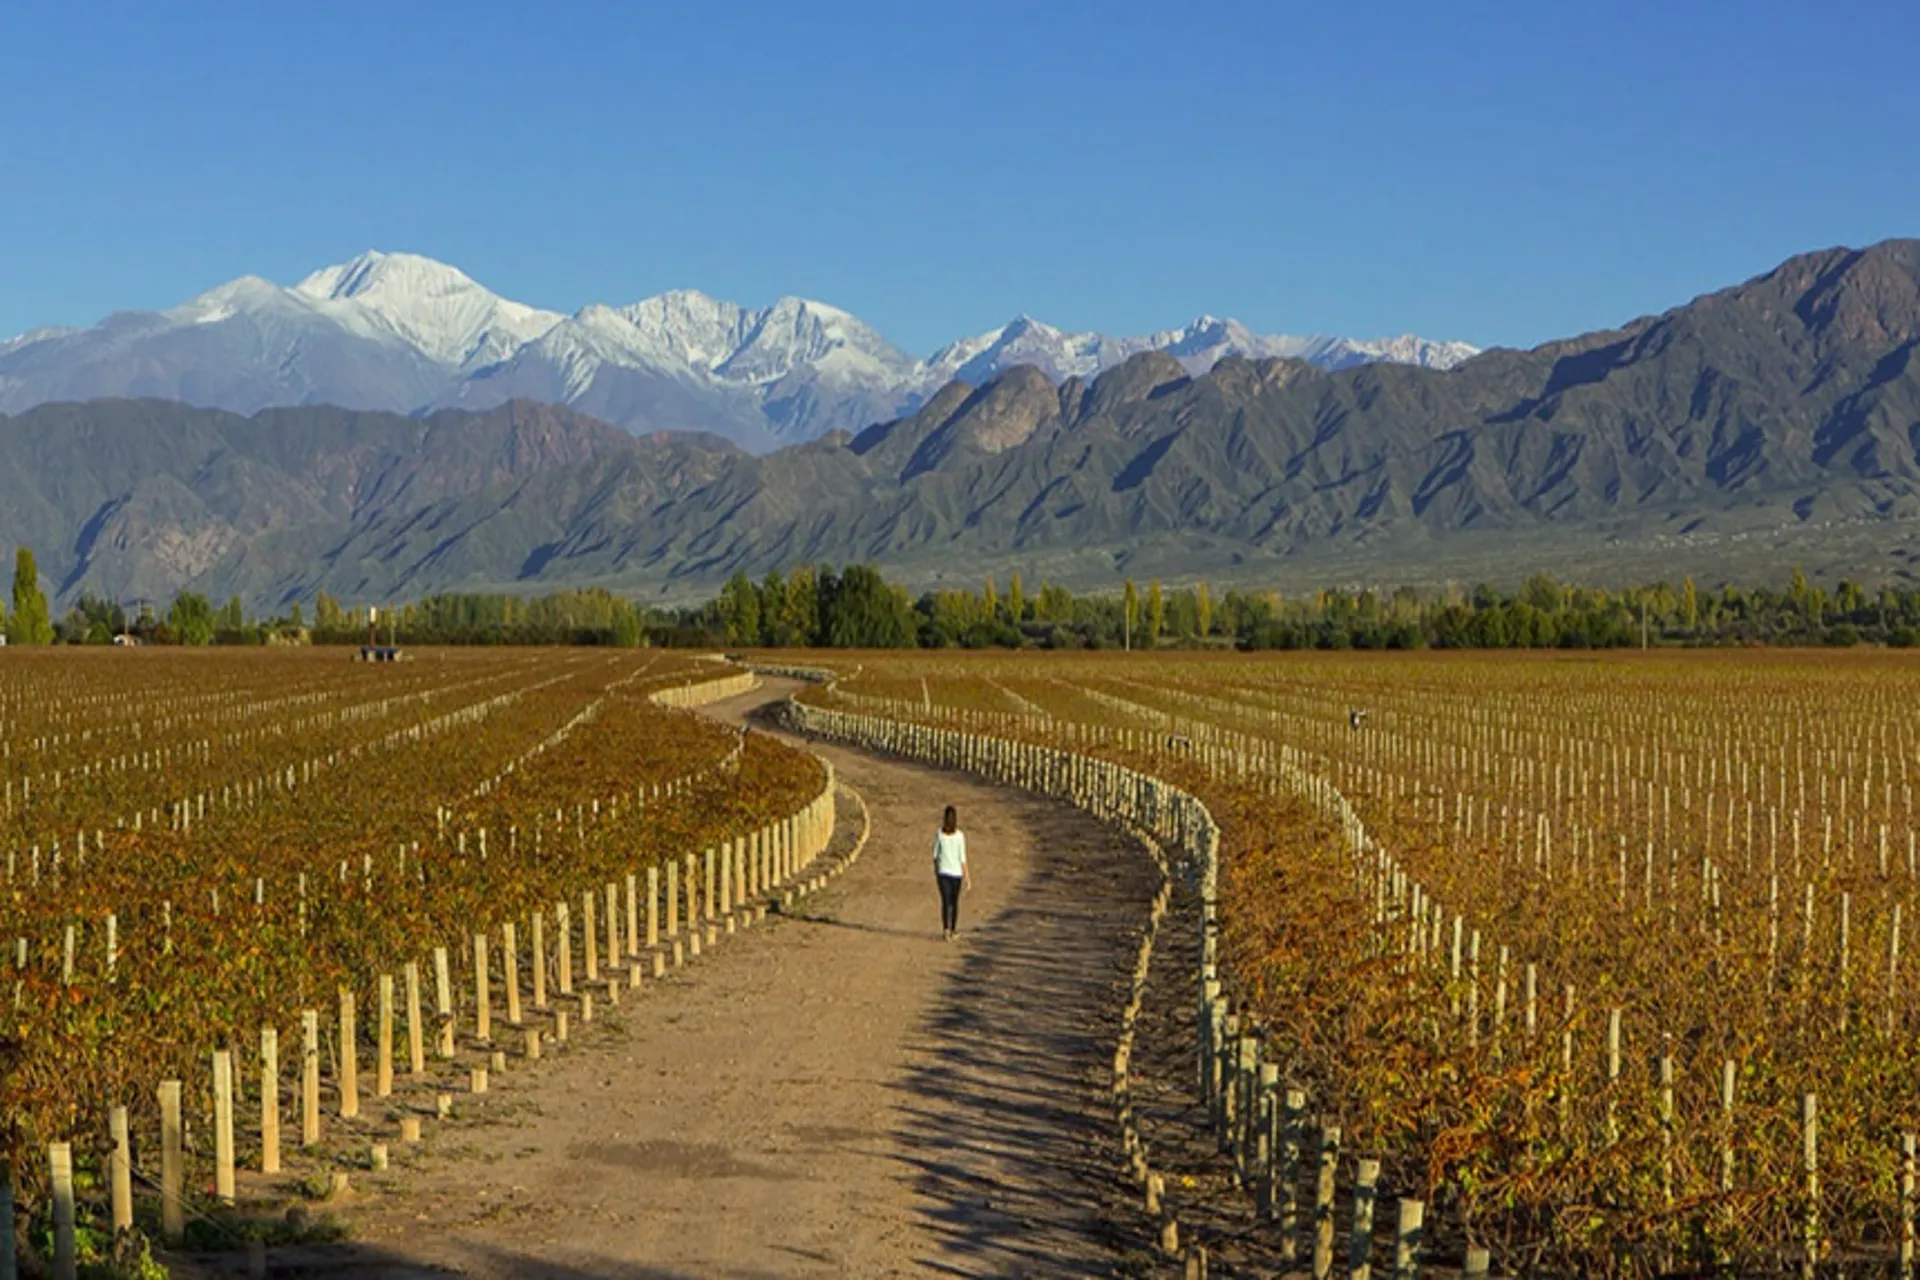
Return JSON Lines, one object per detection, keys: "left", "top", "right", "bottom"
{"left": 933, "top": 829, "right": 967, "bottom": 877}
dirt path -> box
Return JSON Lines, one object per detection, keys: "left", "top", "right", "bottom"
{"left": 260, "top": 680, "right": 1159, "bottom": 1278}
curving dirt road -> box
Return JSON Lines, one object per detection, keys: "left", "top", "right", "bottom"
{"left": 280, "top": 680, "right": 1160, "bottom": 1277}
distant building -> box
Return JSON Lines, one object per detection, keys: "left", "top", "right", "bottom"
{"left": 359, "top": 645, "right": 404, "bottom": 662}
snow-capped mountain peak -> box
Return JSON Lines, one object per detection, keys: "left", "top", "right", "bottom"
{"left": 529, "top": 290, "right": 918, "bottom": 390}
{"left": 0, "top": 253, "right": 1479, "bottom": 450}
{"left": 294, "top": 250, "right": 563, "bottom": 368}
{"left": 595, "top": 290, "right": 752, "bottom": 371}
{"left": 722, "top": 296, "right": 918, "bottom": 386}
{"left": 294, "top": 249, "right": 466, "bottom": 301}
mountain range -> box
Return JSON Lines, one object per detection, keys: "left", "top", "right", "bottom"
{"left": 2, "top": 239, "right": 1916, "bottom": 610}
{"left": 0, "top": 252, "right": 1477, "bottom": 452}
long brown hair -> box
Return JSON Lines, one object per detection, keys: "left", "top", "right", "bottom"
{"left": 942, "top": 804, "right": 958, "bottom": 834}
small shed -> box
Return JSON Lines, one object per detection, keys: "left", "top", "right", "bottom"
{"left": 359, "top": 645, "right": 404, "bottom": 663}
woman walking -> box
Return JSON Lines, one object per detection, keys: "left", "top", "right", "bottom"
{"left": 933, "top": 804, "right": 970, "bottom": 941}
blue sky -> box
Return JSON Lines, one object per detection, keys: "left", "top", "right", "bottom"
{"left": 1, "top": 0, "right": 1914, "bottom": 354}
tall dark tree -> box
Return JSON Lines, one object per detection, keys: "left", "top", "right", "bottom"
{"left": 822, "top": 564, "right": 917, "bottom": 648}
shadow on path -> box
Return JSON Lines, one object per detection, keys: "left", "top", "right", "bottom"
{"left": 888, "top": 793, "right": 1162, "bottom": 1278}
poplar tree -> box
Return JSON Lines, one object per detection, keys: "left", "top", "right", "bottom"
{"left": 10, "top": 547, "right": 53, "bottom": 645}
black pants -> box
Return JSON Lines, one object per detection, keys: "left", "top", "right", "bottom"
{"left": 937, "top": 873, "right": 964, "bottom": 933}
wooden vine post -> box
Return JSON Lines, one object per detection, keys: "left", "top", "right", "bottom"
{"left": 214, "top": 1047, "right": 237, "bottom": 1201}
{"left": 406, "top": 961, "right": 426, "bottom": 1077}
{"left": 260, "top": 1025, "right": 281, "bottom": 1173}
{"left": 1313, "top": 1124, "right": 1342, "bottom": 1280}
{"left": 473, "top": 932, "right": 492, "bottom": 1042}
{"left": 108, "top": 1104, "right": 133, "bottom": 1231}
{"left": 48, "top": 1142, "right": 73, "bottom": 1280}
{"left": 301, "top": 1010, "right": 321, "bottom": 1146}
{"left": 434, "top": 946, "right": 456, "bottom": 1056}
{"left": 377, "top": 973, "right": 395, "bottom": 1097}
{"left": 339, "top": 987, "right": 360, "bottom": 1118}
{"left": 159, "top": 1079, "right": 185, "bottom": 1242}
{"left": 647, "top": 866, "right": 660, "bottom": 948}
{"left": 503, "top": 922, "right": 522, "bottom": 1026}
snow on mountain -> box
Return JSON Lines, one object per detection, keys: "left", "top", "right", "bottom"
{"left": 924, "top": 316, "right": 1139, "bottom": 384}
{"left": 0, "top": 251, "right": 1480, "bottom": 448}
{"left": 165, "top": 274, "right": 399, "bottom": 345}
{"left": 523, "top": 290, "right": 919, "bottom": 389}
{"left": 1, "top": 326, "right": 78, "bottom": 353}
{"left": 1333, "top": 333, "right": 1481, "bottom": 370}
{"left": 722, "top": 297, "right": 921, "bottom": 387}
{"left": 575, "top": 290, "right": 755, "bottom": 373}
{"left": 292, "top": 250, "right": 562, "bottom": 368}
{"left": 926, "top": 314, "right": 1479, "bottom": 388}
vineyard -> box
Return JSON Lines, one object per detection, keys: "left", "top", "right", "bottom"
{"left": 0, "top": 648, "right": 836, "bottom": 1269}
{"left": 10, "top": 643, "right": 1918, "bottom": 1276}
{"left": 794, "top": 648, "right": 1920, "bottom": 1276}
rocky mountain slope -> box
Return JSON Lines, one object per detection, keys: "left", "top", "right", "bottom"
{"left": 5, "top": 239, "right": 1916, "bottom": 608}
{"left": 0, "top": 399, "right": 733, "bottom": 606}
{"left": 0, "top": 252, "right": 1476, "bottom": 451}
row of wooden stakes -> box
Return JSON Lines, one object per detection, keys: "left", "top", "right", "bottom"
{"left": 3, "top": 718, "right": 839, "bottom": 1280}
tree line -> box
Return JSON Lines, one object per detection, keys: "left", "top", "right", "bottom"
{"left": 696, "top": 564, "right": 1920, "bottom": 651}
{"left": 6, "top": 544, "right": 1920, "bottom": 651}
{"left": 0, "top": 550, "right": 653, "bottom": 648}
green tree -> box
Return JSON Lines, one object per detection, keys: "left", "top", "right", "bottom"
{"left": 1838, "top": 579, "right": 1865, "bottom": 618}
{"left": 1147, "top": 579, "right": 1165, "bottom": 646}
{"left": 1007, "top": 572, "right": 1025, "bottom": 625}
{"left": 9, "top": 547, "right": 53, "bottom": 645}
{"left": 783, "top": 565, "right": 820, "bottom": 645}
{"left": 221, "top": 595, "right": 246, "bottom": 631}
{"left": 611, "top": 602, "right": 643, "bottom": 648}
{"left": 168, "top": 591, "right": 216, "bottom": 645}
{"left": 1123, "top": 579, "right": 1139, "bottom": 648}
{"left": 823, "top": 564, "right": 917, "bottom": 647}
{"left": 1521, "top": 573, "right": 1562, "bottom": 614}
{"left": 719, "top": 571, "right": 762, "bottom": 646}
{"left": 928, "top": 589, "right": 987, "bottom": 642}
{"left": 1788, "top": 566, "right": 1811, "bottom": 616}
{"left": 1682, "top": 575, "right": 1698, "bottom": 632}
{"left": 983, "top": 576, "right": 999, "bottom": 622}
{"left": 1196, "top": 580, "right": 1213, "bottom": 637}
{"left": 759, "top": 570, "right": 791, "bottom": 644}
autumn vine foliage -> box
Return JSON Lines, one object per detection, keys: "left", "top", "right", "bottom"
{"left": 793, "top": 647, "right": 1920, "bottom": 1275}
{"left": 1, "top": 648, "right": 821, "bottom": 1210}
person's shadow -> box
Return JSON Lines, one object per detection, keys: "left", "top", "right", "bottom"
{"left": 883, "top": 791, "right": 1162, "bottom": 1276}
